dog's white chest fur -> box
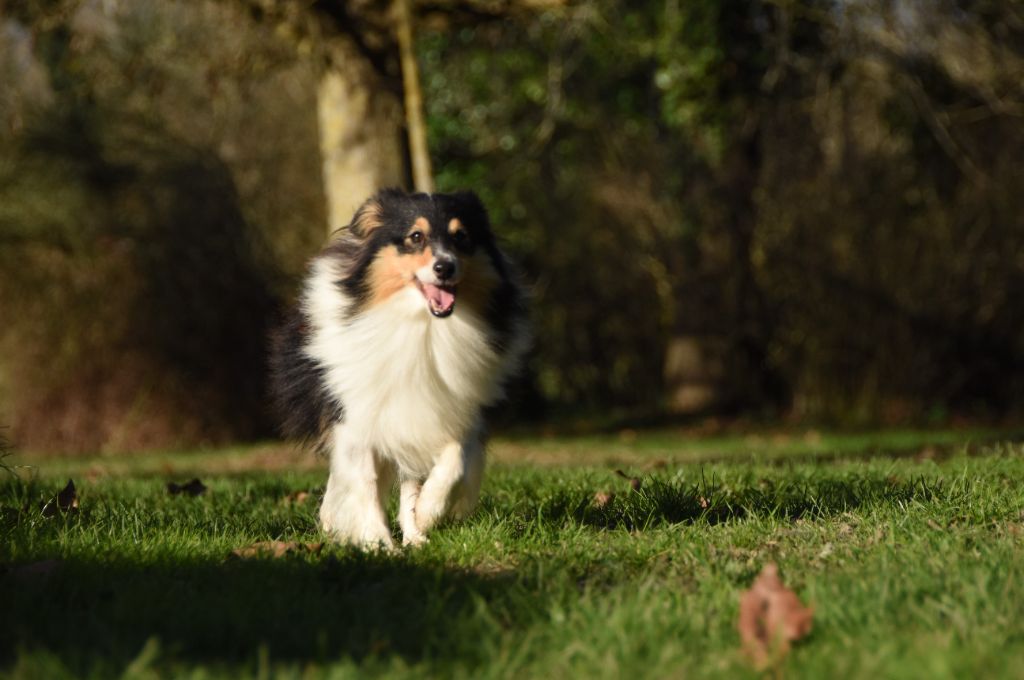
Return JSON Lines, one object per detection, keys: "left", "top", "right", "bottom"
{"left": 303, "top": 259, "right": 503, "bottom": 476}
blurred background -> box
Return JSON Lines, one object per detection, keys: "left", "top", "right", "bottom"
{"left": 1, "top": 0, "right": 1022, "bottom": 455}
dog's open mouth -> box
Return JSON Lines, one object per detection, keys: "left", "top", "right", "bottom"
{"left": 417, "top": 281, "right": 457, "bottom": 318}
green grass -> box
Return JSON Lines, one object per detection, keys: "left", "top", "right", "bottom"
{"left": 3, "top": 429, "right": 1024, "bottom": 678}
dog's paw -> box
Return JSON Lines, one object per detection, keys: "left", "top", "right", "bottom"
{"left": 326, "top": 529, "right": 396, "bottom": 552}
{"left": 414, "top": 492, "right": 449, "bottom": 534}
{"left": 367, "top": 538, "right": 399, "bottom": 553}
{"left": 448, "top": 503, "right": 465, "bottom": 521}
{"left": 320, "top": 510, "right": 395, "bottom": 551}
{"left": 402, "top": 530, "right": 429, "bottom": 548}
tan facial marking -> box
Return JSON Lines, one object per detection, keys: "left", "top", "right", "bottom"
{"left": 409, "top": 245, "right": 434, "bottom": 271}
{"left": 409, "top": 216, "right": 431, "bottom": 237}
{"left": 448, "top": 218, "right": 464, "bottom": 235}
{"left": 367, "top": 244, "right": 435, "bottom": 307}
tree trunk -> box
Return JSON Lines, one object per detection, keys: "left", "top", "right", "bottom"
{"left": 394, "top": 0, "right": 434, "bottom": 193}
{"left": 317, "top": 39, "right": 406, "bottom": 235}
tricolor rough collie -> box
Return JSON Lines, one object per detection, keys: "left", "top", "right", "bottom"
{"left": 269, "top": 189, "right": 529, "bottom": 548}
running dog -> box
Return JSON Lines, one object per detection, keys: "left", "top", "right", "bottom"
{"left": 269, "top": 189, "right": 529, "bottom": 548}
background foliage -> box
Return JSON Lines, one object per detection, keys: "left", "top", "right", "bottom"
{"left": 1, "top": 0, "right": 1022, "bottom": 452}
{"left": 422, "top": 0, "right": 1024, "bottom": 418}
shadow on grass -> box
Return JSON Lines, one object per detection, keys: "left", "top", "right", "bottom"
{"left": 524, "top": 474, "right": 945, "bottom": 532}
{"left": 0, "top": 472, "right": 951, "bottom": 674}
{"left": 1, "top": 552, "right": 527, "bottom": 674}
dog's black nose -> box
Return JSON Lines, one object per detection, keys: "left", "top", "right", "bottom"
{"left": 433, "top": 259, "right": 456, "bottom": 280}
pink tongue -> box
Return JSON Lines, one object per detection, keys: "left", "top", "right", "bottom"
{"left": 422, "top": 283, "right": 455, "bottom": 313}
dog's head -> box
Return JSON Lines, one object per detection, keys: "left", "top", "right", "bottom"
{"left": 342, "top": 189, "right": 506, "bottom": 318}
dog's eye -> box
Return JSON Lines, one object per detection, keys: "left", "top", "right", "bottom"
{"left": 452, "top": 230, "right": 470, "bottom": 248}
{"left": 408, "top": 231, "right": 424, "bottom": 245}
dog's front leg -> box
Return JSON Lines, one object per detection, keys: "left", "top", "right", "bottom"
{"left": 448, "top": 434, "right": 484, "bottom": 521}
{"left": 414, "top": 441, "right": 465, "bottom": 536}
{"left": 398, "top": 479, "right": 426, "bottom": 546}
{"left": 319, "top": 424, "right": 395, "bottom": 550}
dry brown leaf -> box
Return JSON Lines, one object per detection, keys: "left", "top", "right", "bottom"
{"left": 84, "top": 466, "right": 106, "bottom": 482}
{"left": 738, "top": 563, "right": 814, "bottom": 668}
{"left": 41, "top": 479, "right": 78, "bottom": 517}
{"left": 614, "top": 469, "right": 642, "bottom": 491}
{"left": 593, "top": 491, "right": 615, "bottom": 508}
{"left": 230, "top": 541, "right": 324, "bottom": 559}
{"left": 282, "top": 490, "right": 311, "bottom": 506}
{"left": 167, "top": 478, "right": 207, "bottom": 496}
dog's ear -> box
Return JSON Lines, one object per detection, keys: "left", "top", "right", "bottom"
{"left": 348, "top": 196, "right": 385, "bottom": 239}
{"left": 348, "top": 188, "right": 412, "bottom": 238}
{"left": 451, "top": 191, "right": 491, "bottom": 228}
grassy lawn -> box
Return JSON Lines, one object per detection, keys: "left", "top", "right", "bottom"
{"left": 2, "top": 428, "right": 1024, "bottom": 678}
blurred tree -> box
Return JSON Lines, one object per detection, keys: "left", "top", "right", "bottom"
{"left": 0, "top": 0, "right": 567, "bottom": 451}
{"left": 422, "top": 0, "right": 1024, "bottom": 421}
{"left": 0, "top": 0, "right": 322, "bottom": 451}
{"left": 2, "top": 0, "right": 1023, "bottom": 453}
{"left": 240, "top": 0, "right": 563, "bottom": 229}
{"left": 420, "top": 1, "right": 826, "bottom": 412}
{"left": 237, "top": 0, "right": 406, "bottom": 233}
{"left": 650, "top": 0, "right": 832, "bottom": 411}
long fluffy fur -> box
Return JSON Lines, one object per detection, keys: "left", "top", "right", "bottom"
{"left": 269, "top": 189, "right": 529, "bottom": 547}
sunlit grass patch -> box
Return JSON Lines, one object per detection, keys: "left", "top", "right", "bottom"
{"left": 2, "top": 434, "right": 1023, "bottom": 678}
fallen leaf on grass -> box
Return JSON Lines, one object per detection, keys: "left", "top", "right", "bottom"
{"left": 282, "top": 490, "right": 311, "bottom": 506}
{"left": 84, "top": 466, "right": 106, "bottom": 482}
{"left": 230, "top": 541, "right": 324, "bottom": 559}
{"left": 40, "top": 479, "right": 78, "bottom": 517}
{"left": 738, "top": 563, "right": 814, "bottom": 668}
{"left": 592, "top": 491, "right": 615, "bottom": 508}
{"left": 463, "top": 560, "right": 517, "bottom": 580}
{"left": 614, "top": 469, "right": 642, "bottom": 491}
{"left": 167, "top": 478, "right": 207, "bottom": 496}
